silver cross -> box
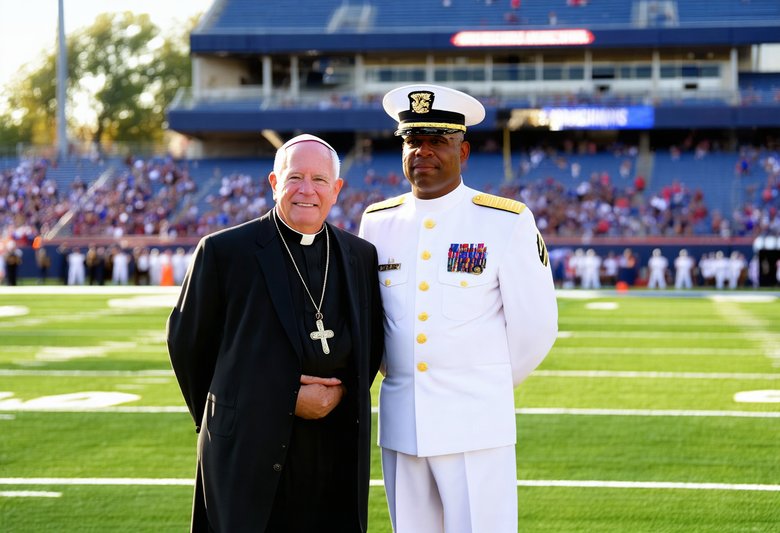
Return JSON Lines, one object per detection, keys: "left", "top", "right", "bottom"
{"left": 309, "top": 318, "right": 334, "bottom": 355}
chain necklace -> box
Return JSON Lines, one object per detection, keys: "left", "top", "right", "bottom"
{"left": 272, "top": 209, "right": 334, "bottom": 355}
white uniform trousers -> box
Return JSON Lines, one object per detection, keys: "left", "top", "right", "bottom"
{"left": 382, "top": 445, "right": 517, "bottom": 533}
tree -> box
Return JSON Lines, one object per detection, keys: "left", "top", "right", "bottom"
{"left": 0, "top": 11, "right": 196, "bottom": 151}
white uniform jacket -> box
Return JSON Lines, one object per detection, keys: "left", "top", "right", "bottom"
{"left": 359, "top": 182, "right": 558, "bottom": 457}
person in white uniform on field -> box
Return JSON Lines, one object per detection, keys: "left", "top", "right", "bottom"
{"left": 359, "top": 84, "right": 558, "bottom": 533}
{"left": 111, "top": 247, "right": 130, "bottom": 285}
{"left": 602, "top": 251, "right": 619, "bottom": 286}
{"left": 67, "top": 247, "right": 86, "bottom": 285}
{"left": 674, "top": 248, "right": 695, "bottom": 289}
{"left": 172, "top": 247, "right": 189, "bottom": 285}
{"left": 713, "top": 250, "right": 729, "bottom": 289}
{"left": 727, "top": 251, "right": 746, "bottom": 289}
{"left": 647, "top": 248, "right": 668, "bottom": 289}
{"left": 580, "top": 248, "right": 602, "bottom": 289}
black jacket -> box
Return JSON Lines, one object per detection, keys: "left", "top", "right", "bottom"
{"left": 167, "top": 211, "right": 384, "bottom": 532}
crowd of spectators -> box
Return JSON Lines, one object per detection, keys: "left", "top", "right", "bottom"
{"left": 68, "top": 155, "right": 198, "bottom": 239}
{"left": 1, "top": 141, "right": 779, "bottom": 250}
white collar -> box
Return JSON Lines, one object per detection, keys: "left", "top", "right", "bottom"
{"left": 412, "top": 180, "right": 467, "bottom": 213}
{"left": 274, "top": 208, "right": 324, "bottom": 246}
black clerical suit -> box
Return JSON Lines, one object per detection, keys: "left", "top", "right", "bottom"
{"left": 167, "top": 210, "right": 384, "bottom": 533}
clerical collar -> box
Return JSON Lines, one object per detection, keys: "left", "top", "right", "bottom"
{"left": 274, "top": 208, "right": 324, "bottom": 246}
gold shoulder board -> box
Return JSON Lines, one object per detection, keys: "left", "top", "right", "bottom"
{"left": 472, "top": 194, "right": 526, "bottom": 214}
{"left": 365, "top": 195, "right": 405, "bottom": 214}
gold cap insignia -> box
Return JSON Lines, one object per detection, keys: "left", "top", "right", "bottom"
{"left": 409, "top": 91, "right": 434, "bottom": 114}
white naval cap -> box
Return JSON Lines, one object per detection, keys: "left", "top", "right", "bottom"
{"left": 382, "top": 84, "right": 486, "bottom": 136}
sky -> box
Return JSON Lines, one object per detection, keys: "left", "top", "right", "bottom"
{"left": 0, "top": 0, "right": 215, "bottom": 91}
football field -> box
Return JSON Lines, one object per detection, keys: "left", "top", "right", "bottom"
{"left": 1, "top": 286, "right": 779, "bottom": 532}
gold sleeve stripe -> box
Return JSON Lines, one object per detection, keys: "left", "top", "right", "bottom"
{"left": 364, "top": 195, "right": 406, "bottom": 214}
{"left": 472, "top": 194, "right": 526, "bottom": 214}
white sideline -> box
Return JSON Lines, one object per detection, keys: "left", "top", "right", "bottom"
{"left": 1, "top": 406, "right": 779, "bottom": 417}
{"left": 533, "top": 370, "right": 780, "bottom": 380}
{"left": 1, "top": 478, "right": 778, "bottom": 492}
{"left": 515, "top": 407, "right": 780, "bottom": 418}
{"left": 0, "top": 490, "right": 61, "bottom": 498}
{"left": 2, "top": 369, "right": 778, "bottom": 380}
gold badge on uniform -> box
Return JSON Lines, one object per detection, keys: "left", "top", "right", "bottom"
{"left": 536, "top": 233, "right": 549, "bottom": 267}
{"left": 379, "top": 259, "right": 401, "bottom": 271}
{"left": 447, "top": 243, "right": 487, "bottom": 274}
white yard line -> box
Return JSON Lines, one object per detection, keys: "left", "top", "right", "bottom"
{"left": 1, "top": 405, "right": 777, "bottom": 417}
{"left": 0, "top": 490, "right": 62, "bottom": 498}
{"left": 533, "top": 370, "right": 780, "bottom": 380}
{"left": 1, "top": 369, "right": 776, "bottom": 381}
{"left": 558, "top": 330, "right": 776, "bottom": 340}
{"left": 0, "top": 478, "right": 193, "bottom": 486}
{"left": 0, "top": 406, "right": 189, "bottom": 413}
{"left": 0, "top": 286, "right": 181, "bottom": 295}
{"left": 516, "top": 408, "right": 780, "bottom": 418}
{"left": 0, "top": 369, "right": 173, "bottom": 377}
{"left": 364, "top": 406, "right": 780, "bottom": 418}
{"left": 551, "top": 347, "right": 761, "bottom": 356}
{"left": 2, "top": 478, "right": 777, "bottom": 492}
{"left": 2, "top": 369, "right": 776, "bottom": 380}
{"left": 514, "top": 480, "right": 780, "bottom": 492}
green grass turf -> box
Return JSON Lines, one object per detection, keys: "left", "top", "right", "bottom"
{"left": 1, "top": 289, "right": 779, "bottom": 532}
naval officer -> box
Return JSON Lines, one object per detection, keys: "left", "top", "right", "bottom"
{"left": 359, "top": 85, "right": 558, "bottom": 532}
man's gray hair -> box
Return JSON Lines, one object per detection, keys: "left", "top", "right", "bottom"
{"left": 273, "top": 134, "right": 341, "bottom": 178}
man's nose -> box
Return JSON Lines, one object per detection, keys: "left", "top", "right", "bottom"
{"left": 297, "top": 176, "right": 315, "bottom": 192}
{"left": 413, "top": 142, "right": 435, "bottom": 155}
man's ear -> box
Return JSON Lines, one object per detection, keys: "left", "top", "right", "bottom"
{"left": 268, "top": 172, "right": 278, "bottom": 199}
{"left": 460, "top": 140, "right": 471, "bottom": 163}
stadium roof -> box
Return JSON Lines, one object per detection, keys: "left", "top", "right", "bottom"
{"left": 191, "top": 0, "right": 780, "bottom": 53}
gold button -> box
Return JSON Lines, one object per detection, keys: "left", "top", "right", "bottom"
{"left": 416, "top": 333, "right": 427, "bottom": 344}
{"left": 418, "top": 312, "right": 429, "bottom": 321}
{"left": 417, "top": 362, "right": 428, "bottom": 372}
{"left": 421, "top": 250, "right": 431, "bottom": 260}
{"left": 424, "top": 219, "right": 436, "bottom": 229}
{"left": 384, "top": 279, "right": 391, "bottom": 287}
{"left": 419, "top": 281, "right": 429, "bottom": 291}
{"left": 460, "top": 280, "right": 468, "bottom": 288}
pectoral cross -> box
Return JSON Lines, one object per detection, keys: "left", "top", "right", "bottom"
{"left": 309, "top": 316, "right": 334, "bottom": 355}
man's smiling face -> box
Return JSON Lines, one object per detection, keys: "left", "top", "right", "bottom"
{"left": 269, "top": 140, "right": 343, "bottom": 234}
{"left": 401, "top": 132, "right": 469, "bottom": 200}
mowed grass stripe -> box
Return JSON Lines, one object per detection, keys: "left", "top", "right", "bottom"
{"left": 3, "top": 478, "right": 779, "bottom": 492}
{"left": 3, "top": 369, "right": 778, "bottom": 379}
{"left": 552, "top": 347, "right": 762, "bottom": 356}
{"left": 535, "top": 370, "right": 780, "bottom": 379}
{"left": 559, "top": 330, "right": 779, "bottom": 339}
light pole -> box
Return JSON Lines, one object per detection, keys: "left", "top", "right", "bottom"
{"left": 56, "top": 0, "right": 68, "bottom": 160}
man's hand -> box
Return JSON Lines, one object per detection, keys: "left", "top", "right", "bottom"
{"left": 294, "top": 375, "right": 345, "bottom": 419}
